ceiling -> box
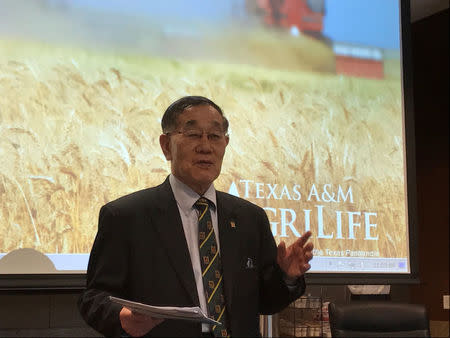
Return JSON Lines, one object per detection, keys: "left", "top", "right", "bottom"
{"left": 410, "top": 0, "right": 449, "bottom": 22}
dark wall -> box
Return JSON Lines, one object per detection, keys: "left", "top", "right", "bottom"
{"left": 0, "top": 291, "right": 100, "bottom": 337}
{"left": 0, "top": 9, "right": 448, "bottom": 337}
{"left": 410, "top": 9, "right": 449, "bottom": 321}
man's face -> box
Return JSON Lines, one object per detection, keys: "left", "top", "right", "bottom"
{"left": 160, "top": 104, "right": 229, "bottom": 195}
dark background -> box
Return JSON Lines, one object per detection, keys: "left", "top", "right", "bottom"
{"left": 0, "top": 8, "right": 448, "bottom": 337}
{"left": 408, "top": 7, "right": 449, "bottom": 323}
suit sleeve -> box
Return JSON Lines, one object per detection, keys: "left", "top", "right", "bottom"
{"left": 257, "top": 207, "right": 306, "bottom": 314}
{"left": 78, "top": 205, "right": 129, "bottom": 337}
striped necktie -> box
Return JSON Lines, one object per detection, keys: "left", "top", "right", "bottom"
{"left": 194, "top": 197, "right": 229, "bottom": 337}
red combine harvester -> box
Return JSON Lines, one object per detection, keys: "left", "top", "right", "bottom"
{"left": 254, "top": 0, "right": 384, "bottom": 79}
{"left": 256, "top": 0, "right": 325, "bottom": 36}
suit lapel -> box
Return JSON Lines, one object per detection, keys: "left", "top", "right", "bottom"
{"left": 216, "top": 192, "right": 240, "bottom": 312}
{"left": 150, "top": 178, "right": 199, "bottom": 306}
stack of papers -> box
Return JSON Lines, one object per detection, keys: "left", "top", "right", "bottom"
{"left": 109, "top": 296, "right": 221, "bottom": 325}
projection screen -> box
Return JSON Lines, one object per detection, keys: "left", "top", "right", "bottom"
{"left": 0, "top": 0, "right": 418, "bottom": 287}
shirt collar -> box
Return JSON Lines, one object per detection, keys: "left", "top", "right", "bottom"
{"left": 169, "top": 174, "right": 217, "bottom": 212}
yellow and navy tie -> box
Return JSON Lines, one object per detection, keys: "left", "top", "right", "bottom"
{"left": 194, "top": 197, "right": 229, "bottom": 337}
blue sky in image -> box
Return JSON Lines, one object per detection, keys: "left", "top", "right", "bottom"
{"left": 68, "top": 0, "right": 246, "bottom": 22}
{"left": 67, "top": 0, "right": 400, "bottom": 50}
{"left": 323, "top": 0, "right": 400, "bottom": 49}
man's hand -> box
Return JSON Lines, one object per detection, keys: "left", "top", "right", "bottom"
{"left": 119, "top": 307, "right": 164, "bottom": 337}
{"left": 277, "top": 231, "right": 314, "bottom": 279}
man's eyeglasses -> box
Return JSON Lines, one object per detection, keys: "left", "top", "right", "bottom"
{"left": 166, "top": 128, "right": 228, "bottom": 143}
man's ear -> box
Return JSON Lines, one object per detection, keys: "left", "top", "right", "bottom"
{"left": 225, "top": 135, "right": 230, "bottom": 147}
{"left": 159, "top": 134, "right": 172, "bottom": 161}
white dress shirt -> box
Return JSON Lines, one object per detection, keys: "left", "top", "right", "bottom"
{"left": 169, "top": 174, "right": 220, "bottom": 331}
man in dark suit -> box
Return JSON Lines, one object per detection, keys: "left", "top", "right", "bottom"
{"left": 78, "top": 96, "right": 313, "bottom": 337}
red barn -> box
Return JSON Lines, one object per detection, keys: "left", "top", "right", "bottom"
{"left": 333, "top": 42, "right": 384, "bottom": 79}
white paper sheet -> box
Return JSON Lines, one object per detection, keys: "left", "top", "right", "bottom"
{"left": 109, "top": 296, "right": 221, "bottom": 325}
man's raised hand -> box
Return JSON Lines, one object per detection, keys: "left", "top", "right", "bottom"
{"left": 277, "top": 231, "right": 314, "bottom": 278}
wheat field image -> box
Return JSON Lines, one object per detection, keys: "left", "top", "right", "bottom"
{"left": 0, "top": 24, "right": 407, "bottom": 264}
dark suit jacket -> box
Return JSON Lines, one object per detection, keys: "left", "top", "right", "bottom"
{"left": 78, "top": 177, "right": 305, "bottom": 337}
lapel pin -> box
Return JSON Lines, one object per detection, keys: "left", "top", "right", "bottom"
{"left": 230, "top": 221, "right": 236, "bottom": 228}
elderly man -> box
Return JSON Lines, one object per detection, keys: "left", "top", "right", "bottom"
{"left": 78, "top": 96, "right": 313, "bottom": 337}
